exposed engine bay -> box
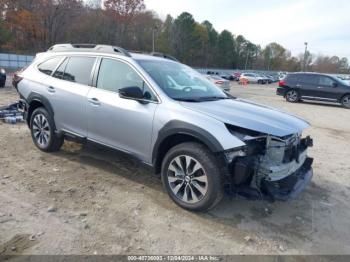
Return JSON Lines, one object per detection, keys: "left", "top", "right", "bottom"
{"left": 225, "top": 125, "right": 314, "bottom": 201}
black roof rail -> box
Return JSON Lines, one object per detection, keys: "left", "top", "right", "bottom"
{"left": 150, "top": 52, "right": 179, "bottom": 62}
{"left": 48, "top": 44, "right": 132, "bottom": 57}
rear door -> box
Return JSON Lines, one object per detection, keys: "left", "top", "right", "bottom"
{"left": 49, "top": 56, "right": 97, "bottom": 136}
{"left": 298, "top": 74, "right": 319, "bottom": 97}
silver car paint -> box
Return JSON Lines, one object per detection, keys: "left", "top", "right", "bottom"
{"left": 18, "top": 51, "right": 309, "bottom": 165}
{"left": 181, "top": 98, "right": 309, "bottom": 137}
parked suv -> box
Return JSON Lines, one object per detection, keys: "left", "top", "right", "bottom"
{"left": 277, "top": 72, "right": 350, "bottom": 108}
{"left": 16, "top": 44, "right": 314, "bottom": 211}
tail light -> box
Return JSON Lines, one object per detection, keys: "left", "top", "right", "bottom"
{"left": 215, "top": 80, "right": 224, "bottom": 84}
{"left": 278, "top": 80, "right": 286, "bottom": 87}
{"left": 12, "top": 72, "right": 23, "bottom": 90}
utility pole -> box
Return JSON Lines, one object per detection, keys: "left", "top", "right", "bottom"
{"left": 303, "top": 42, "right": 308, "bottom": 72}
{"left": 152, "top": 26, "right": 158, "bottom": 53}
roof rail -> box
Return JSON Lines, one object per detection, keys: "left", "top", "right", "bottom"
{"left": 150, "top": 52, "right": 179, "bottom": 62}
{"left": 48, "top": 44, "right": 132, "bottom": 57}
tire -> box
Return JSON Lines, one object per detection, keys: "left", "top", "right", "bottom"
{"left": 341, "top": 94, "right": 350, "bottom": 109}
{"left": 30, "top": 107, "right": 64, "bottom": 152}
{"left": 285, "top": 89, "right": 300, "bottom": 103}
{"left": 161, "top": 142, "right": 223, "bottom": 212}
{"left": 257, "top": 80, "right": 261, "bottom": 84}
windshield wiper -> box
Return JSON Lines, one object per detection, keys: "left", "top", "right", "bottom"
{"left": 196, "top": 96, "right": 231, "bottom": 101}
{"left": 173, "top": 97, "right": 202, "bottom": 102}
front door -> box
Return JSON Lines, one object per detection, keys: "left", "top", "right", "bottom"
{"left": 316, "top": 75, "right": 339, "bottom": 100}
{"left": 87, "top": 58, "right": 159, "bottom": 161}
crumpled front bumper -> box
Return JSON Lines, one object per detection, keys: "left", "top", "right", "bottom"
{"left": 261, "top": 157, "right": 313, "bottom": 201}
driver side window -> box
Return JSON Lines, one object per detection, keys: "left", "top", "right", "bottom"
{"left": 96, "top": 58, "right": 157, "bottom": 101}
{"left": 319, "top": 76, "right": 335, "bottom": 87}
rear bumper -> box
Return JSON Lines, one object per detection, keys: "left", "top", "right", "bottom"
{"left": 262, "top": 157, "right": 313, "bottom": 201}
{"left": 276, "top": 87, "right": 287, "bottom": 96}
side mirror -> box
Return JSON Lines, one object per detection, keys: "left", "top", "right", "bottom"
{"left": 332, "top": 82, "right": 338, "bottom": 88}
{"left": 119, "top": 86, "right": 144, "bottom": 100}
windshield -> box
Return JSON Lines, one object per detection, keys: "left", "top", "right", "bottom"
{"left": 137, "top": 59, "right": 229, "bottom": 101}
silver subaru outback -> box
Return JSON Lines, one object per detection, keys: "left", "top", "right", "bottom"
{"left": 16, "top": 44, "right": 314, "bottom": 211}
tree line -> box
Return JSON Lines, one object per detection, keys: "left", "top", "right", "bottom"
{"left": 0, "top": 0, "right": 349, "bottom": 73}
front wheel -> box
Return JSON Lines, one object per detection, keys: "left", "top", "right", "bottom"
{"left": 161, "top": 142, "right": 223, "bottom": 212}
{"left": 285, "top": 89, "right": 300, "bottom": 103}
{"left": 341, "top": 95, "right": 350, "bottom": 109}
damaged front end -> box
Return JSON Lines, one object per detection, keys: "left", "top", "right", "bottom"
{"left": 224, "top": 125, "right": 314, "bottom": 201}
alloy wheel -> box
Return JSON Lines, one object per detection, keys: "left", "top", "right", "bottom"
{"left": 167, "top": 155, "right": 208, "bottom": 204}
{"left": 32, "top": 113, "right": 51, "bottom": 148}
{"left": 287, "top": 90, "right": 298, "bottom": 102}
{"left": 342, "top": 96, "right": 350, "bottom": 108}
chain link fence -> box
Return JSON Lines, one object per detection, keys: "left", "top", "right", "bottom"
{"left": 0, "top": 53, "right": 35, "bottom": 70}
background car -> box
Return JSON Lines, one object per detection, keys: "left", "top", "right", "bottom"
{"left": 220, "top": 74, "right": 235, "bottom": 81}
{"left": 0, "top": 68, "right": 6, "bottom": 88}
{"left": 239, "top": 73, "right": 266, "bottom": 84}
{"left": 277, "top": 72, "right": 350, "bottom": 108}
{"left": 205, "top": 75, "right": 230, "bottom": 91}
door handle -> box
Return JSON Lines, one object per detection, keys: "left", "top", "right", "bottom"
{"left": 317, "top": 86, "right": 323, "bottom": 89}
{"left": 88, "top": 98, "right": 101, "bottom": 106}
{"left": 47, "top": 86, "right": 55, "bottom": 93}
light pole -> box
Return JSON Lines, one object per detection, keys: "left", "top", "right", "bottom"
{"left": 303, "top": 42, "right": 308, "bottom": 71}
{"left": 152, "top": 26, "right": 158, "bottom": 53}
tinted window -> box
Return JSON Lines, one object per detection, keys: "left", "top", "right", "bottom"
{"left": 38, "top": 57, "right": 63, "bottom": 76}
{"left": 286, "top": 74, "right": 299, "bottom": 82}
{"left": 319, "top": 76, "right": 334, "bottom": 86}
{"left": 63, "top": 57, "right": 96, "bottom": 85}
{"left": 97, "top": 58, "right": 157, "bottom": 101}
{"left": 300, "top": 75, "right": 319, "bottom": 85}
{"left": 52, "top": 58, "right": 68, "bottom": 79}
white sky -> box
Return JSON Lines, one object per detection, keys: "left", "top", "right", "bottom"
{"left": 145, "top": 0, "right": 350, "bottom": 59}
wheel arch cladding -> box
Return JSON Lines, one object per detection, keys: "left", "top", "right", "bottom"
{"left": 27, "top": 92, "right": 55, "bottom": 125}
{"left": 152, "top": 120, "right": 224, "bottom": 174}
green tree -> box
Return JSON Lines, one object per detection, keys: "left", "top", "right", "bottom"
{"left": 216, "top": 30, "right": 235, "bottom": 68}
{"left": 172, "top": 12, "right": 196, "bottom": 63}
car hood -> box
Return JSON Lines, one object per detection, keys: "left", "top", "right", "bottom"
{"left": 181, "top": 98, "right": 309, "bottom": 137}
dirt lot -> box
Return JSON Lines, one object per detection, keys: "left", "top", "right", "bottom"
{"left": 1, "top": 79, "right": 350, "bottom": 255}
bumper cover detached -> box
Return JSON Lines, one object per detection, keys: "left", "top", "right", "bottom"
{"left": 262, "top": 157, "right": 313, "bottom": 201}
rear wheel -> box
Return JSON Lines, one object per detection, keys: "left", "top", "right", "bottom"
{"left": 30, "top": 107, "right": 64, "bottom": 152}
{"left": 341, "top": 95, "right": 350, "bottom": 109}
{"left": 286, "top": 89, "right": 300, "bottom": 103}
{"left": 161, "top": 142, "right": 223, "bottom": 212}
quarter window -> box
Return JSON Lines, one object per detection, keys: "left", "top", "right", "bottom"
{"left": 52, "top": 58, "right": 68, "bottom": 79}
{"left": 62, "top": 57, "right": 96, "bottom": 86}
{"left": 97, "top": 58, "right": 157, "bottom": 101}
{"left": 37, "top": 57, "right": 63, "bottom": 76}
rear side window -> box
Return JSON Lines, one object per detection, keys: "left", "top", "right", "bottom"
{"left": 62, "top": 57, "right": 96, "bottom": 86}
{"left": 299, "top": 75, "right": 319, "bottom": 85}
{"left": 37, "top": 57, "right": 63, "bottom": 76}
{"left": 286, "top": 74, "right": 299, "bottom": 82}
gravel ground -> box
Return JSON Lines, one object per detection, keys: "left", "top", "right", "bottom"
{"left": 0, "top": 80, "right": 350, "bottom": 255}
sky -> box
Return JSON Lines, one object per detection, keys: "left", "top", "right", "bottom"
{"left": 145, "top": 0, "right": 350, "bottom": 59}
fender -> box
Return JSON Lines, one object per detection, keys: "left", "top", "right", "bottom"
{"left": 152, "top": 120, "right": 225, "bottom": 165}
{"left": 27, "top": 92, "right": 55, "bottom": 117}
